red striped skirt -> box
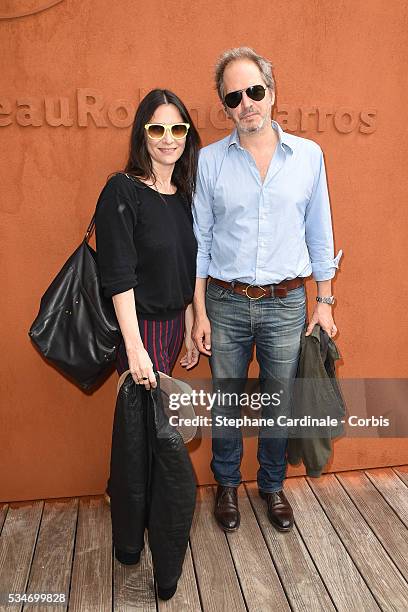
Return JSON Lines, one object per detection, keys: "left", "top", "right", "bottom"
{"left": 115, "top": 310, "right": 185, "bottom": 376}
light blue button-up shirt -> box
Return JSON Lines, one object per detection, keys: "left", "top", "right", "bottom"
{"left": 192, "top": 120, "right": 342, "bottom": 283}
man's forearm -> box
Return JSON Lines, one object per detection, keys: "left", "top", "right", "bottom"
{"left": 193, "top": 277, "right": 208, "bottom": 318}
{"left": 307, "top": 278, "right": 338, "bottom": 337}
{"left": 316, "top": 280, "right": 332, "bottom": 297}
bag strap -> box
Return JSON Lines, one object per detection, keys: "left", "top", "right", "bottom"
{"left": 84, "top": 172, "right": 143, "bottom": 243}
{"left": 84, "top": 215, "right": 95, "bottom": 242}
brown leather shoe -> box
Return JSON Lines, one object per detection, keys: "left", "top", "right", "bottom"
{"left": 214, "top": 485, "right": 240, "bottom": 532}
{"left": 259, "top": 490, "right": 294, "bottom": 532}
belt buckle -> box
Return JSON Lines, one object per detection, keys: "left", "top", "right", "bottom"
{"left": 244, "top": 284, "right": 266, "bottom": 300}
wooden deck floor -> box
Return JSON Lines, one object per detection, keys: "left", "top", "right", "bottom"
{"left": 1, "top": 467, "right": 408, "bottom": 611}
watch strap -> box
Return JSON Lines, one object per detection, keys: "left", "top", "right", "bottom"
{"left": 316, "top": 295, "right": 335, "bottom": 305}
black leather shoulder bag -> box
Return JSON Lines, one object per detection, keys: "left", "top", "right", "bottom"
{"left": 28, "top": 174, "right": 141, "bottom": 391}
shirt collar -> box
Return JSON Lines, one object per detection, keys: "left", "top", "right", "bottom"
{"left": 228, "top": 120, "right": 294, "bottom": 154}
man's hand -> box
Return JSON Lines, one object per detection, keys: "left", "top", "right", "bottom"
{"left": 192, "top": 314, "right": 212, "bottom": 356}
{"left": 305, "top": 303, "right": 338, "bottom": 338}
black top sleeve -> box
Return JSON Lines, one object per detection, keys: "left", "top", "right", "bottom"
{"left": 95, "top": 173, "right": 139, "bottom": 298}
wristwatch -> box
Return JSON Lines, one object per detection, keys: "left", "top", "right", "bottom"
{"left": 316, "top": 295, "right": 335, "bottom": 305}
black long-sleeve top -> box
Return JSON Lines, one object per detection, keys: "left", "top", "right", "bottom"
{"left": 95, "top": 173, "right": 197, "bottom": 320}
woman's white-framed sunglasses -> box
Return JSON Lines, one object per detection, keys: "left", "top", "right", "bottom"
{"left": 144, "top": 122, "right": 190, "bottom": 140}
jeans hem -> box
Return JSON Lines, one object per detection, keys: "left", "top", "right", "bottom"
{"left": 215, "top": 480, "right": 241, "bottom": 488}
{"left": 258, "top": 486, "right": 284, "bottom": 494}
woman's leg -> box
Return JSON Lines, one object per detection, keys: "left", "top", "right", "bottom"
{"left": 110, "top": 310, "right": 189, "bottom": 579}
{"left": 166, "top": 310, "right": 185, "bottom": 373}
{"left": 110, "top": 311, "right": 185, "bottom": 497}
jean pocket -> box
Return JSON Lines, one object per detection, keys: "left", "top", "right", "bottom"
{"left": 277, "top": 285, "right": 306, "bottom": 308}
{"left": 206, "top": 281, "right": 231, "bottom": 301}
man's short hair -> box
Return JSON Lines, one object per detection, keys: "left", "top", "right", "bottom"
{"left": 215, "top": 47, "right": 275, "bottom": 102}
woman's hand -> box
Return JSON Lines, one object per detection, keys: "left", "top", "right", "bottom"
{"left": 180, "top": 332, "right": 200, "bottom": 370}
{"left": 126, "top": 343, "right": 157, "bottom": 390}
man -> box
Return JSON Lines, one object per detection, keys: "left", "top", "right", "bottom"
{"left": 192, "top": 47, "right": 342, "bottom": 532}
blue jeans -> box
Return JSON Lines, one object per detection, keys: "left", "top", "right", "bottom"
{"left": 205, "top": 281, "right": 306, "bottom": 493}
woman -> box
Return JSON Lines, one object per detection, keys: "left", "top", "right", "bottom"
{"left": 95, "top": 89, "right": 201, "bottom": 600}
{"left": 96, "top": 89, "right": 201, "bottom": 385}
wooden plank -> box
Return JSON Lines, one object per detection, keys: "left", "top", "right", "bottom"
{"left": 365, "top": 468, "right": 408, "bottom": 528}
{"left": 224, "top": 486, "right": 290, "bottom": 611}
{"left": 68, "top": 497, "right": 112, "bottom": 611}
{"left": 189, "top": 486, "right": 246, "bottom": 612}
{"left": 157, "top": 543, "right": 201, "bottom": 611}
{"left": 246, "top": 483, "right": 335, "bottom": 612}
{"left": 284, "top": 477, "right": 380, "bottom": 611}
{"left": 0, "top": 501, "right": 43, "bottom": 610}
{"left": 309, "top": 474, "right": 408, "bottom": 610}
{"left": 393, "top": 465, "right": 408, "bottom": 487}
{"left": 0, "top": 504, "right": 8, "bottom": 533}
{"left": 114, "top": 531, "right": 156, "bottom": 612}
{"left": 24, "top": 498, "right": 78, "bottom": 612}
{"left": 337, "top": 470, "right": 408, "bottom": 580}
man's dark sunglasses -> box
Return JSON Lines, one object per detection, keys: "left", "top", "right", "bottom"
{"left": 224, "top": 84, "right": 267, "bottom": 109}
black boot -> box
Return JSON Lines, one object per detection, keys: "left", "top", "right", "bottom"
{"left": 114, "top": 548, "right": 141, "bottom": 565}
{"left": 157, "top": 583, "right": 178, "bottom": 600}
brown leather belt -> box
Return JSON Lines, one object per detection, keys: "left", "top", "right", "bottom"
{"left": 209, "top": 276, "right": 304, "bottom": 299}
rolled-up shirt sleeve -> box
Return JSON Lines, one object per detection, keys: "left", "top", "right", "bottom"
{"left": 95, "top": 176, "right": 138, "bottom": 298}
{"left": 192, "top": 152, "right": 215, "bottom": 278}
{"left": 305, "top": 147, "right": 343, "bottom": 281}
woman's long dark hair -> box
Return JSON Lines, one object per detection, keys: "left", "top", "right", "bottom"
{"left": 124, "top": 89, "right": 201, "bottom": 204}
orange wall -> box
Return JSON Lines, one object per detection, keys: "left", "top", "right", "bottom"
{"left": 1, "top": 1, "right": 408, "bottom": 502}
